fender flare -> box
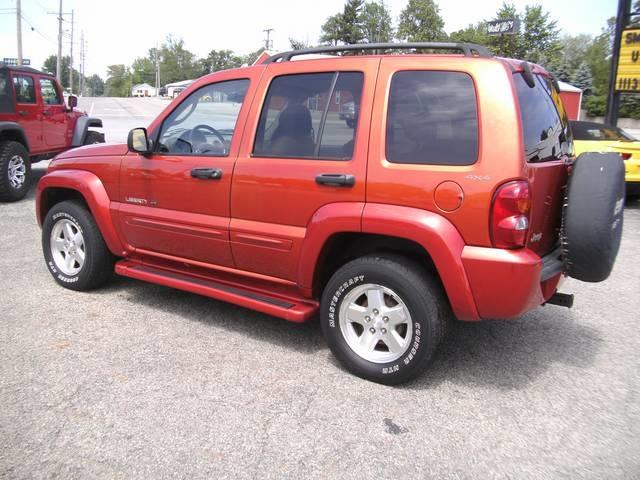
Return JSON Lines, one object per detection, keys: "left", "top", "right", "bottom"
{"left": 360, "top": 203, "right": 479, "bottom": 321}
{"left": 0, "top": 121, "right": 29, "bottom": 151}
{"left": 299, "top": 202, "right": 480, "bottom": 321}
{"left": 36, "top": 169, "right": 125, "bottom": 256}
{"left": 71, "top": 117, "right": 103, "bottom": 146}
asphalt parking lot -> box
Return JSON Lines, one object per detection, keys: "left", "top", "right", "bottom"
{"left": 1, "top": 98, "right": 640, "bottom": 478}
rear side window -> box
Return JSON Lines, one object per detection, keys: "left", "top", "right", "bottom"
{"left": 386, "top": 71, "right": 478, "bottom": 165}
{"left": 0, "top": 71, "right": 13, "bottom": 113}
{"left": 253, "top": 71, "right": 364, "bottom": 160}
{"left": 514, "top": 73, "right": 572, "bottom": 162}
{"left": 13, "top": 75, "right": 36, "bottom": 104}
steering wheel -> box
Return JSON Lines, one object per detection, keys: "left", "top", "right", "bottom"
{"left": 191, "top": 124, "right": 227, "bottom": 152}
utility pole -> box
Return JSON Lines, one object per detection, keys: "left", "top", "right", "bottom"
{"left": 69, "top": 9, "right": 74, "bottom": 94}
{"left": 56, "top": 0, "right": 62, "bottom": 82}
{"left": 16, "top": 0, "right": 23, "bottom": 66}
{"left": 263, "top": 28, "right": 274, "bottom": 50}
{"left": 155, "top": 42, "right": 160, "bottom": 96}
{"left": 79, "top": 31, "right": 84, "bottom": 96}
{"left": 606, "top": 0, "right": 632, "bottom": 126}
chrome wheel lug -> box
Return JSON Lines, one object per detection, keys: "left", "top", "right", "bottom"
{"left": 383, "top": 316, "right": 389, "bottom": 322}
{"left": 373, "top": 309, "right": 379, "bottom": 315}
{"left": 365, "top": 316, "right": 371, "bottom": 322}
{"left": 369, "top": 327, "right": 376, "bottom": 334}
{"left": 381, "top": 328, "right": 387, "bottom": 334}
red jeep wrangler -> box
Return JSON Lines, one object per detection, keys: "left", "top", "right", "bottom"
{"left": 35, "top": 43, "right": 624, "bottom": 384}
{"left": 0, "top": 63, "right": 104, "bottom": 201}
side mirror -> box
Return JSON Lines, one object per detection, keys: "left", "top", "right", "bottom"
{"left": 68, "top": 95, "right": 78, "bottom": 109}
{"left": 127, "top": 127, "right": 152, "bottom": 155}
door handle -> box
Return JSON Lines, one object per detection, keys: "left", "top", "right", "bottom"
{"left": 315, "top": 173, "right": 355, "bottom": 187}
{"left": 191, "top": 167, "right": 222, "bottom": 180}
{"left": 18, "top": 110, "right": 28, "bottom": 117}
{"left": 42, "top": 110, "right": 53, "bottom": 117}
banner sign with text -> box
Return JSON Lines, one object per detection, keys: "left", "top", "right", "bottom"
{"left": 616, "top": 29, "right": 640, "bottom": 91}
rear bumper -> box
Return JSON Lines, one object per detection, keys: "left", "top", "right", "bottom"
{"left": 461, "top": 246, "right": 564, "bottom": 319}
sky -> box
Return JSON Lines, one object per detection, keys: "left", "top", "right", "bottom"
{"left": 0, "top": 0, "right": 617, "bottom": 79}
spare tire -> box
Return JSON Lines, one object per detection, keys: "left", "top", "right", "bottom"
{"left": 562, "top": 152, "right": 625, "bottom": 282}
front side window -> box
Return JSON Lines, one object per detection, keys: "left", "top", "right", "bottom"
{"left": 13, "top": 75, "right": 35, "bottom": 104}
{"left": 157, "top": 79, "right": 249, "bottom": 156}
{"left": 386, "top": 71, "right": 478, "bottom": 165}
{"left": 253, "top": 71, "right": 364, "bottom": 160}
{"left": 514, "top": 73, "right": 572, "bottom": 162}
{"left": 39, "top": 78, "right": 62, "bottom": 105}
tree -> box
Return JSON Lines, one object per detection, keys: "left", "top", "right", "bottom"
{"left": 485, "top": 3, "right": 561, "bottom": 68}
{"left": 397, "top": 0, "right": 446, "bottom": 42}
{"left": 572, "top": 62, "right": 593, "bottom": 96}
{"left": 159, "top": 36, "right": 199, "bottom": 85}
{"left": 86, "top": 74, "right": 104, "bottom": 96}
{"left": 130, "top": 57, "right": 156, "bottom": 86}
{"left": 339, "top": 0, "right": 365, "bottom": 44}
{"left": 585, "top": 18, "right": 614, "bottom": 96}
{"left": 200, "top": 49, "right": 243, "bottom": 75}
{"left": 105, "top": 64, "right": 132, "bottom": 97}
{"left": 289, "top": 38, "right": 310, "bottom": 50}
{"left": 520, "top": 5, "right": 561, "bottom": 65}
{"left": 241, "top": 48, "right": 266, "bottom": 66}
{"left": 42, "top": 55, "right": 82, "bottom": 91}
{"left": 449, "top": 22, "right": 489, "bottom": 45}
{"left": 361, "top": 1, "right": 393, "bottom": 43}
{"left": 487, "top": 3, "right": 521, "bottom": 58}
{"left": 320, "top": 14, "right": 342, "bottom": 46}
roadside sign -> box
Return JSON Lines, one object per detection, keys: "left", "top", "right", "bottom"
{"left": 487, "top": 19, "right": 520, "bottom": 36}
{"left": 2, "top": 58, "right": 31, "bottom": 66}
{"left": 615, "top": 28, "right": 640, "bottom": 91}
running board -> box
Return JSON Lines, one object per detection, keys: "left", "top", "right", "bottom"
{"left": 115, "top": 260, "right": 318, "bottom": 322}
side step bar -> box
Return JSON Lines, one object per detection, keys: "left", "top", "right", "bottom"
{"left": 115, "top": 260, "right": 318, "bottom": 322}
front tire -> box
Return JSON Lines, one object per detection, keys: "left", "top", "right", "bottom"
{"left": 83, "top": 131, "right": 105, "bottom": 145}
{"left": 42, "top": 200, "right": 115, "bottom": 291}
{"left": 320, "top": 255, "right": 449, "bottom": 385}
{"left": 0, "top": 141, "right": 31, "bottom": 202}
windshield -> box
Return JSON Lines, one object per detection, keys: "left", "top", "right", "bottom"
{"left": 570, "top": 121, "right": 636, "bottom": 142}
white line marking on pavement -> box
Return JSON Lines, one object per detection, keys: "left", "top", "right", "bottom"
{"left": 89, "top": 102, "right": 94, "bottom": 116}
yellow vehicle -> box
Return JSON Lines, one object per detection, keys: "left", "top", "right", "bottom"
{"left": 571, "top": 120, "right": 640, "bottom": 196}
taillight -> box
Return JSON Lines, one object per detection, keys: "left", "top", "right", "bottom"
{"left": 621, "top": 152, "right": 632, "bottom": 161}
{"left": 491, "top": 180, "right": 530, "bottom": 249}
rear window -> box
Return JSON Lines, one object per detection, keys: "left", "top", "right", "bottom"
{"left": 514, "top": 73, "right": 572, "bottom": 162}
{"left": 386, "top": 71, "right": 478, "bottom": 165}
{"left": 570, "top": 121, "right": 635, "bottom": 142}
{"left": 0, "top": 71, "right": 13, "bottom": 113}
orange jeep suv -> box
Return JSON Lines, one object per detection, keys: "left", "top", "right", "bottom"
{"left": 36, "top": 43, "right": 625, "bottom": 384}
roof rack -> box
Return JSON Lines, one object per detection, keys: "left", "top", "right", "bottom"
{"left": 263, "top": 42, "right": 493, "bottom": 63}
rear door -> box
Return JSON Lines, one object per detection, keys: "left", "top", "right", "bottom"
{"left": 11, "top": 73, "right": 43, "bottom": 152}
{"left": 38, "top": 76, "right": 69, "bottom": 149}
{"left": 230, "top": 58, "right": 379, "bottom": 281}
{"left": 514, "top": 72, "right": 570, "bottom": 255}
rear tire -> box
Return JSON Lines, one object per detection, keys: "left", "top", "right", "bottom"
{"left": 42, "top": 200, "right": 115, "bottom": 291}
{"left": 320, "top": 255, "right": 450, "bottom": 385}
{"left": 0, "top": 141, "right": 31, "bottom": 202}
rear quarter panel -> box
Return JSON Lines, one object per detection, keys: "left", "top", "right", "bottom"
{"left": 366, "top": 57, "right": 524, "bottom": 247}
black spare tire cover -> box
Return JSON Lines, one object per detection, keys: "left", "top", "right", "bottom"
{"left": 562, "top": 152, "right": 625, "bottom": 282}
